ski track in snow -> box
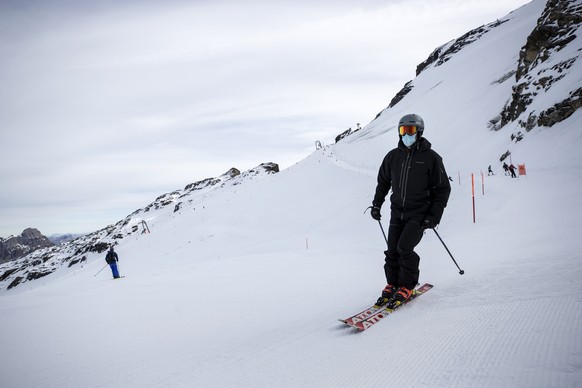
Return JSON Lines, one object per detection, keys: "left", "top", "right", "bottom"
{"left": 200, "top": 255, "right": 582, "bottom": 388}
{"left": 320, "top": 145, "right": 377, "bottom": 178}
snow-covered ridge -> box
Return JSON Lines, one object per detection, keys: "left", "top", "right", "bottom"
{"left": 356, "top": 0, "right": 580, "bottom": 152}
{"left": 416, "top": 19, "right": 510, "bottom": 76}
{"left": 378, "top": 17, "right": 513, "bottom": 116}
{"left": 0, "top": 162, "right": 278, "bottom": 291}
{"left": 130, "top": 163, "right": 279, "bottom": 216}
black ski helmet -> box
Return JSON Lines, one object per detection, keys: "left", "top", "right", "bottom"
{"left": 398, "top": 114, "right": 424, "bottom": 136}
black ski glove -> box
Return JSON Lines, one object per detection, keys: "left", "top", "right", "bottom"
{"left": 370, "top": 206, "right": 382, "bottom": 221}
{"left": 422, "top": 218, "right": 437, "bottom": 229}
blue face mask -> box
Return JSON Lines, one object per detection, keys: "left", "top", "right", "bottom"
{"left": 402, "top": 134, "right": 417, "bottom": 147}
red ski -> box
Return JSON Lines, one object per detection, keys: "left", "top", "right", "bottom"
{"left": 341, "top": 283, "right": 433, "bottom": 331}
{"left": 338, "top": 304, "right": 385, "bottom": 326}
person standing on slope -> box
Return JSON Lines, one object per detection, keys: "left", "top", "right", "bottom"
{"left": 508, "top": 163, "right": 517, "bottom": 178}
{"left": 370, "top": 114, "right": 451, "bottom": 307}
{"left": 105, "top": 246, "right": 121, "bottom": 279}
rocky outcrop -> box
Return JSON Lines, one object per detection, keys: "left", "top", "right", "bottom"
{"left": 538, "top": 87, "right": 582, "bottom": 126}
{"left": 221, "top": 168, "right": 241, "bottom": 179}
{"left": 140, "top": 165, "right": 277, "bottom": 213}
{"left": 388, "top": 81, "right": 414, "bottom": 109}
{"left": 335, "top": 128, "right": 352, "bottom": 143}
{"left": 239, "top": 162, "right": 279, "bottom": 177}
{"left": 0, "top": 228, "right": 54, "bottom": 264}
{"left": 500, "top": 0, "right": 582, "bottom": 129}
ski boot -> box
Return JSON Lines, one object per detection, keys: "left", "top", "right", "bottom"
{"left": 375, "top": 284, "right": 397, "bottom": 307}
{"left": 386, "top": 286, "right": 415, "bottom": 309}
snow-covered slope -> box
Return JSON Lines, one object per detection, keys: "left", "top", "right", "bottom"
{"left": 1, "top": 0, "right": 581, "bottom": 387}
{"left": 0, "top": 163, "right": 280, "bottom": 290}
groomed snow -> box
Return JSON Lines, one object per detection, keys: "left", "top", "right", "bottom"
{"left": 1, "top": 0, "right": 581, "bottom": 387}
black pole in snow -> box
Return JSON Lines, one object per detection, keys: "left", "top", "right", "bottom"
{"left": 433, "top": 228, "right": 465, "bottom": 275}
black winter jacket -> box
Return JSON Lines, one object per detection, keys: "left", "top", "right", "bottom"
{"left": 373, "top": 137, "right": 451, "bottom": 224}
{"left": 105, "top": 251, "right": 119, "bottom": 264}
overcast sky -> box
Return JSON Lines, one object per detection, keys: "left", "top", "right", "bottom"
{"left": 0, "top": 0, "right": 531, "bottom": 237}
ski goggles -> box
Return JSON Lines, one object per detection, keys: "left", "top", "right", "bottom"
{"left": 399, "top": 125, "right": 418, "bottom": 136}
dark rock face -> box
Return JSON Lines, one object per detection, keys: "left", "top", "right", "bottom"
{"left": 246, "top": 162, "right": 279, "bottom": 175}
{"left": 516, "top": 0, "right": 580, "bottom": 80}
{"left": 388, "top": 81, "right": 414, "bottom": 109}
{"left": 500, "top": 0, "right": 582, "bottom": 129}
{"left": 335, "top": 124, "right": 363, "bottom": 143}
{"left": 222, "top": 168, "right": 241, "bottom": 178}
{"left": 335, "top": 128, "right": 353, "bottom": 143}
{"left": 538, "top": 87, "right": 582, "bottom": 126}
{"left": 0, "top": 228, "right": 54, "bottom": 264}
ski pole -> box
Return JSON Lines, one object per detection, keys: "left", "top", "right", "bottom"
{"left": 432, "top": 229, "right": 465, "bottom": 275}
{"left": 378, "top": 220, "right": 388, "bottom": 248}
{"left": 365, "top": 206, "right": 389, "bottom": 248}
{"left": 94, "top": 263, "right": 108, "bottom": 277}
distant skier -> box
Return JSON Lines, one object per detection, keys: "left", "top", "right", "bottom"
{"left": 370, "top": 114, "right": 451, "bottom": 307}
{"left": 503, "top": 162, "right": 509, "bottom": 176}
{"left": 508, "top": 163, "right": 517, "bottom": 178}
{"left": 105, "top": 246, "right": 121, "bottom": 279}
{"left": 488, "top": 165, "right": 494, "bottom": 176}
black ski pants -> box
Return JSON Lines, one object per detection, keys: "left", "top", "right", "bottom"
{"left": 384, "top": 215, "right": 425, "bottom": 290}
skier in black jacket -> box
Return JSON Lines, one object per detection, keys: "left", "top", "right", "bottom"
{"left": 370, "top": 114, "right": 451, "bottom": 307}
{"left": 105, "top": 246, "right": 121, "bottom": 279}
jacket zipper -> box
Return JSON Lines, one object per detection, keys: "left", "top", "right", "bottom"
{"left": 400, "top": 149, "right": 413, "bottom": 218}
